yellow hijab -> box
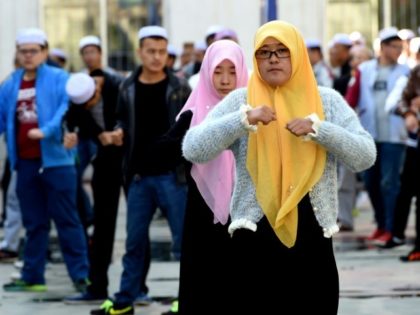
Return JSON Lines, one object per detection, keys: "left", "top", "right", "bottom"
{"left": 246, "top": 20, "right": 326, "bottom": 248}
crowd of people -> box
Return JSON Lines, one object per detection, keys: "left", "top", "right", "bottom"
{"left": 0, "top": 18, "right": 418, "bottom": 315}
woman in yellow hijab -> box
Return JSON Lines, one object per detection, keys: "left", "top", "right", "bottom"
{"left": 182, "top": 20, "right": 376, "bottom": 314}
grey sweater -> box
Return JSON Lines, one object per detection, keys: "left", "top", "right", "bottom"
{"left": 182, "top": 87, "right": 376, "bottom": 238}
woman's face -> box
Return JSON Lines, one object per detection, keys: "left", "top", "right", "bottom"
{"left": 256, "top": 37, "right": 292, "bottom": 88}
{"left": 212, "top": 59, "right": 237, "bottom": 97}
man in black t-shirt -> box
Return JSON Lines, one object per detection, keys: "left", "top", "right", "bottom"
{"left": 91, "top": 26, "right": 190, "bottom": 315}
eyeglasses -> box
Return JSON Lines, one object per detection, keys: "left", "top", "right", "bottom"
{"left": 18, "top": 49, "right": 42, "bottom": 56}
{"left": 255, "top": 48, "right": 290, "bottom": 60}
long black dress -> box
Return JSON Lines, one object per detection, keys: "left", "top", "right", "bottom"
{"left": 169, "top": 110, "right": 233, "bottom": 314}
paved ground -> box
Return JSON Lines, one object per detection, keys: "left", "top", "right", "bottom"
{"left": 1, "top": 191, "right": 420, "bottom": 314}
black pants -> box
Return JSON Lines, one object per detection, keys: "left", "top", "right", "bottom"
{"left": 1, "top": 158, "right": 11, "bottom": 223}
{"left": 229, "top": 195, "right": 339, "bottom": 314}
{"left": 392, "top": 146, "right": 420, "bottom": 249}
{"left": 88, "top": 146, "right": 128, "bottom": 296}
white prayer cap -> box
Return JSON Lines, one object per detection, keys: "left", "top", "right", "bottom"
{"left": 194, "top": 40, "right": 207, "bottom": 51}
{"left": 167, "top": 44, "right": 179, "bottom": 56}
{"left": 332, "top": 33, "right": 353, "bottom": 46}
{"left": 349, "top": 31, "right": 366, "bottom": 45}
{"left": 398, "top": 28, "right": 415, "bottom": 40}
{"left": 379, "top": 26, "right": 400, "bottom": 42}
{"left": 205, "top": 25, "right": 224, "bottom": 37}
{"left": 305, "top": 38, "right": 322, "bottom": 49}
{"left": 66, "top": 73, "right": 95, "bottom": 105}
{"left": 16, "top": 28, "right": 47, "bottom": 46}
{"left": 138, "top": 25, "right": 168, "bottom": 40}
{"left": 79, "top": 35, "right": 101, "bottom": 50}
{"left": 409, "top": 37, "right": 420, "bottom": 53}
{"left": 50, "top": 48, "right": 67, "bottom": 60}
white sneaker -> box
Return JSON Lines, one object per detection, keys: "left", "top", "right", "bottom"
{"left": 14, "top": 260, "right": 23, "bottom": 270}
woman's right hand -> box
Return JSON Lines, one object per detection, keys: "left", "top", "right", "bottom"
{"left": 247, "top": 106, "right": 276, "bottom": 125}
{"left": 405, "top": 114, "right": 419, "bottom": 133}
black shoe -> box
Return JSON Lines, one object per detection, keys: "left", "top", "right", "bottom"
{"left": 64, "top": 291, "right": 108, "bottom": 304}
{"left": 73, "top": 278, "right": 91, "bottom": 293}
{"left": 381, "top": 237, "right": 405, "bottom": 249}
{"left": 0, "top": 249, "right": 19, "bottom": 263}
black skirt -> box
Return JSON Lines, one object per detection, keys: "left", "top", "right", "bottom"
{"left": 229, "top": 194, "right": 339, "bottom": 314}
{"left": 179, "top": 191, "right": 339, "bottom": 315}
{"left": 178, "top": 174, "right": 232, "bottom": 315}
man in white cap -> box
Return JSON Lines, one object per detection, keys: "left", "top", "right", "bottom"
{"left": 305, "top": 38, "right": 333, "bottom": 88}
{"left": 79, "top": 35, "right": 103, "bottom": 73}
{"left": 49, "top": 48, "right": 68, "bottom": 68}
{"left": 90, "top": 25, "right": 190, "bottom": 315}
{"left": 205, "top": 24, "right": 225, "bottom": 46}
{"left": 62, "top": 50, "right": 126, "bottom": 304}
{"left": 355, "top": 26, "right": 410, "bottom": 245}
{"left": 330, "top": 33, "right": 353, "bottom": 95}
{"left": 0, "top": 28, "right": 89, "bottom": 292}
{"left": 166, "top": 44, "right": 179, "bottom": 72}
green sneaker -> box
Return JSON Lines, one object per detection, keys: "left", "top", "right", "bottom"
{"left": 90, "top": 299, "right": 134, "bottom": 315}
{"left": 3, "top": 279, "right": 47, "bottom": 292}
{"left": 161, "top": 300, "right": 179, "bottom": 314}
{"left": 91, "top": 299, "right": 114, "bottom": 315}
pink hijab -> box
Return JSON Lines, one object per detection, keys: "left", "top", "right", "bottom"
{"left": 179, "top": 40, "right": 248, "bottom": 224}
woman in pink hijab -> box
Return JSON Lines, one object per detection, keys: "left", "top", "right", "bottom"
{"left": 163, "top": 39, "right": 248, "bottom": 315}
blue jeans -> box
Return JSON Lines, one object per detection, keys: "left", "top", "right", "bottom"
{"left": 115, "top": 172, "right": 187, "bottom": 305}
{"left": 362, "top": 143, "right": 406, "bottom": 232}
{"left": 16, "top": 159, "right": 89, "bottom": 284}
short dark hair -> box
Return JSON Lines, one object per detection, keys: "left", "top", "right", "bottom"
{"left": 80, "top": 45, "right": 102, "bottom": 54}
{"left": 381, "top": 36, "right": 401, "bottom": 45}
{"left": 139, "top": 36, "right": 168, "bottom": 48}
{"left": 90, "top": 69, "right": 105, "bottom": 77}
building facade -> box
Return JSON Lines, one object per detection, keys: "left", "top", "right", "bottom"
{"left": 1, "top": 0, "right": 420, "bottom": 80}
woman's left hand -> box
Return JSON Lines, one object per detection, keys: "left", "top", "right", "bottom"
{"left": 286, "top": 118, "right": 314, "bottom": 137}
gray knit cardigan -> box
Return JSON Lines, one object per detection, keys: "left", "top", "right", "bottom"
{"left": 182, "top": 87, "right": 376, "bottom": 238}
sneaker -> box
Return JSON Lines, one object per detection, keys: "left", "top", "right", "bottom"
{"left": 14, "top": 260, "right": 24, "bottom": 269}
{"left": 366, "top": 228, "right": 386, "bottom": 241}
{"left": 64, "top": 291, "right": 108, "bottom": 304}
{"left": 400, "top": 250, "right": 420, "bottom": 262}
{"left": 0, "top": 249, "right": 18, "bottom": 263}
{"left": 381, "top": 236, "right": 406, "bottom": 249}
{"left": 161, "top": 300, "right": 178, "bottom": 315}
{"left": 90, "top": 299, "right": 134, "bottom": 315}
{"left": 74, "top": 278, "right": 91, "bottom": 293}
{"left": 373, "top": 231, "right": 392, "bottom": 246}
{"left": 134, "top": 292, "right": 153, "bottom": 305}
{"left": 3, "top": 279, "right": 47, "bottom": 292}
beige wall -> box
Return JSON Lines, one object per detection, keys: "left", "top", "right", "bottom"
{"left": 163, "top": 0, "right": 261, "bottom": 69}
{"left": 0, "top": 0, "right": 41, "bottom": 82}
{"left": 277, "top": 0, "right": 327, "bottom": 41}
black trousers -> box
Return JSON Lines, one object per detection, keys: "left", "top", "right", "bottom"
{"left": 229, "top": 195, "right": 339, "bottom": 314}
{"left": 392, "top": 146, "right": 420, "bottom": 249}
{"left": 87, "top": 146, "right": 129, "bottom": 296}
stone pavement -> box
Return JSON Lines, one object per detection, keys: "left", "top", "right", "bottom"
{"left": 1, "top": 191, "right": 420, "bottom": 314}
